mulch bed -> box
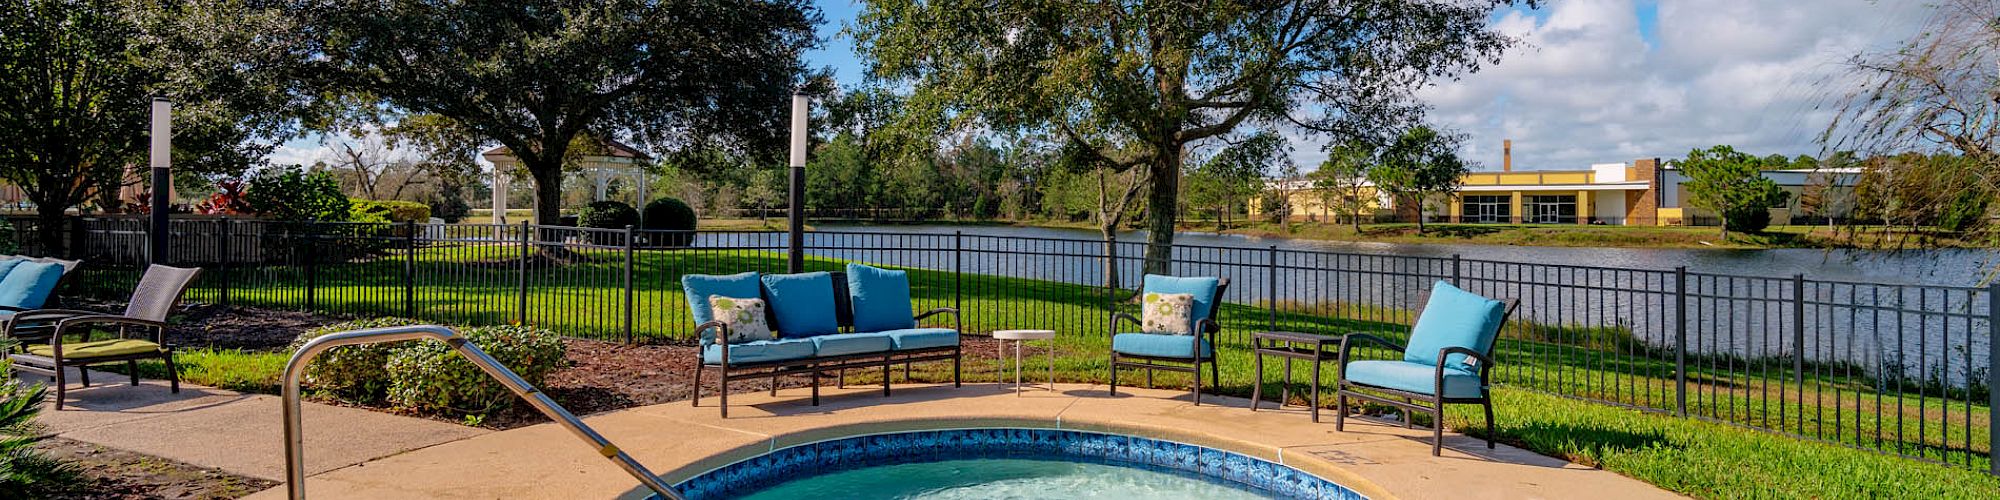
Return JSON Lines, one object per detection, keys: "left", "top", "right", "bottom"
{"left": 31, "top": 437, "right": 277, "bottom": 500}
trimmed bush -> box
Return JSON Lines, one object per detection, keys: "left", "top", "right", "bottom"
{"left": 289, "top": 317, "right": 424, "bottom": 403}
{"left": 1721, "top": 207, "right": 1772, "bottom": 234}
{"left": 350, "top": 199, "right": 433, "bottom": 223}
{"left": 578, "top": 200, "right": 638, "bottom": 244}
{"left": 385, "top": 325, "right": 566, "bottom": 416}
{"left": 641, "top": 197, "right": 697, "bottom": 247}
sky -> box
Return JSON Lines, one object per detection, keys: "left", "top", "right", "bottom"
{"left": 269, "top": 0, "right": 1932, "bottom": 174}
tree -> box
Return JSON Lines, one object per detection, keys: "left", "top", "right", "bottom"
{"left": 1185, "top": 133, "right": 1282, "bottom": 230}
{"left": 1824, "top": 0, "right": 2000, "bottom": 249}
{"left": 856, "top": 0, "right": 1526, "bottom": 276}
{"left": 0, "top": 0, "right": 299, "bottom": 253}
{"left": 1367, "top": 126, "right": 1466, "bottom": 231}
{"left": 1678, "top": 145, "right": 1789, "bottom": 236}
{"left": 292, "top": 0, "right": 820, "bottom": 230}
{"left": 1311, "top": 140, "right": 1379, "bottom": 230}
{"left": 742, "top": 168, "right": 784, "bottom": 222}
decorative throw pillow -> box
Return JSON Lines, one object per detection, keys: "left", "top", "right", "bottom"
{"left": 1141, "top": 292, "right": 1196, "bottom": 335}
{"left": 708, "top": 296, "right": 774, "bottom": 343}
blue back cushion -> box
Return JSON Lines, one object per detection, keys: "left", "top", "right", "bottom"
{"left": 1404, "top": 281, "right": 1506, "bottom": 369}
{"left": 761, "top": 272, "right": 841, "bottom": 337}
{"left": 1142, "top": 275, "right": 1220, "bottom": 324}
{"left": 0, "top": 261, "right": 64, "bottom": 310}
{"left": 0, "top": 259, "right": 25, "bottom": 282}
{"left": 847, "top": 264, "right": 916, "bottom": 332}
{"left": 681, "top": 272, "right": 763, "bottom": 344}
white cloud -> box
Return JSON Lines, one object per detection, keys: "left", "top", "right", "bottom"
{"left": 1297, "top": 0, "right": 1932, "bottom": 171}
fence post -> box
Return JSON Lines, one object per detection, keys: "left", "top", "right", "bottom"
{"left": 218, "top": 217, "right": 231, "bottom": 305}
{"left": 517, "top": 221, "right": 530, "bottom": 325}
{"left": 953, "top": 231, "right": 963, "bottom": 314}
{"left": 1987, "top": 281, "right": 1998, "bottom": 477}
{"left": 623, "top": 225, "right": 635, "bottom": 345}
{"left": 1266, "top": 245, "right": 1278, "bottom": 332}
{"left": 1674, "top": 266, "right": 1688, "bottom": 417}
{"left": 1792, "top": 274, "right": 1805, "bottom": 386}
{"left": 404, "top": 220, "right": 417, "bottom": 318}
{"left": 1452, "top": 254, "right": 1463, "bottom": 284}
{"left": 303, "top": 220, "right": 317, "bottom": 310}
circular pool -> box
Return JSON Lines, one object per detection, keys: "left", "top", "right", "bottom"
{"left": 670, "top": 428, "right": 1364, "bottom": 500}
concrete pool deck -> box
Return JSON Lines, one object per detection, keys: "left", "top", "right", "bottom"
{"left": 248, "top": 382, "right": 1680, "bottom": 499}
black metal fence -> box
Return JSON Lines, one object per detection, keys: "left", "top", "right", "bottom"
{"left": 9, "top": 216, "right": 1994, "bottom": 475}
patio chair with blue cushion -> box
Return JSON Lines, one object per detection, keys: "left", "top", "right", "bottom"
{"left": 1335, "top": 281, "right": 1518, "bottom": 456}
{"left": 1109, "top": 274, "right": 1229, "bottom": 405}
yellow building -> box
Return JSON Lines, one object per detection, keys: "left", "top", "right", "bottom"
{"left": 1252, "top": 158, "right": 1667, "bottom": 225}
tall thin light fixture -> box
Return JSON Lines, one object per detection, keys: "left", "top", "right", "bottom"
{"left": 149, "top": 97, "right": 172, "bottom": 265}
{"left": 787, "top": 92, "right": 809, "bottom": 272}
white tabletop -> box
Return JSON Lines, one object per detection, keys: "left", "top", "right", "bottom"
{"left": 991, "top": 329, "right": 1056, "bottom": 340}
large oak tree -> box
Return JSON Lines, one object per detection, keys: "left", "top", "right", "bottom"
{"left": 855, "top": 0, "right": 1527, "bottom": 276}
{"left": 293, "top": 0, "right": 821, "bottom": 228}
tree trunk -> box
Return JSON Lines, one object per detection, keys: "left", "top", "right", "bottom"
{"left": 1100, "top": 223, "right": 1121, "bottom": 292}
{"left": 34, "top": 201, "right": 67, "bottom": 257}
{"left": 1141, "top": 150, "right": 1181, "bottom": 277}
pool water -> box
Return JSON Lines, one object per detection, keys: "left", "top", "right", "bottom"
{"left": 738, "top": 458, "right": 1274, "bottom": 499}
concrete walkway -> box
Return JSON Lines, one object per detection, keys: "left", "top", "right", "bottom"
{"left": 250, "top": 382, "right": 1682, "bottom": 500}
{"left": 31, "top": 367, "right": 487, "bottom": 481}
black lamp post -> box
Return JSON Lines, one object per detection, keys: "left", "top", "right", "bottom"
{"left": 149, "top": 97, "right": 171, "bottom": 265}
{"left": 787, "top": 92, "right": 808, "bottom": 273}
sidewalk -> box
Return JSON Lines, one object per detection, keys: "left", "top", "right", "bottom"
{"left": 30, "top": 367, "right": 487, "bottom": 481}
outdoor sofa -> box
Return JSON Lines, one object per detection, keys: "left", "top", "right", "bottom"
{"left": 684, "top": 264, "right": 961, "bottom": 417}
{"left": 1336, "top": 280, "right": 1518, "bottom": 455}
{"left": 1109, "top": 274, "right": 1229, "bottom": 405}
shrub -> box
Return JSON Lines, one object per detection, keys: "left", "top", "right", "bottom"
{"left": 0, "top": 363, "right": 77, "bottom": 495}
{"left": 641, "top": 197, "right": 697, "bottom": 247}
{"left": 385, "top": 325, "right": 566, "bottom": 417}
{"left": 244, "top": 166, "right": 350, "bottom": 222}
{"left": 578, "top": 200, "right": 638, "bottom": 244}
{"left": 1722, "top": 207, "right": 1773, "bottom": 234}
{"left": 350, "top": 199, "right": 433, "bottom": 223}
{"left": 289, "top": 317, "right": 424, "bottom": 403}
{"left": 428, "top": 192, "right": 471, "bottom": 223}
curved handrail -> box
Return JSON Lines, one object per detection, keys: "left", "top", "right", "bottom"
{"left": 281, "top": 325, "right": 678, "bottom": 499}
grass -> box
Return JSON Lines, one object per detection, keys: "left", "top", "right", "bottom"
{"left": 59, "top": 244, "right": 1998, "bottom": 497}
{"left": 108, "top": 349, "right": 287, "bottom": 394}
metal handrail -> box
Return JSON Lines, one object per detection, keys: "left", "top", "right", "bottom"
{"left": 281, "top": 325, "right": 678, "bottom": 499}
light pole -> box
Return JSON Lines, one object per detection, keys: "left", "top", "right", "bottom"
{"left": 787, "top": 92, "right": 809, "bottom": 273}
{"left": 149, "top": 97, "right": 171, "bottom": 265}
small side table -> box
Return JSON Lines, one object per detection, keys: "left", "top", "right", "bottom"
{"left": 992, "top": 329, "right": 1056, "bottom": 396}
{"left": 1251, "top": 331, "right": 1341, "bottom": 422}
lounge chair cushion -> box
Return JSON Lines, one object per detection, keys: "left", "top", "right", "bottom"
{"left": 1141, "top": 292, "right": 1196, "bottom": 334}
{"left": 1343, "top": 360, "right": 1484, "bottom": 399}
{"left": 1111, "top": 332, "right": 1213, "bottom": 359}
{"left": 875, "top": 328, "right": 958, "bottom": 350}
{"left": 682, "top": 272, "right": 762, "bottom": 327}
{"left": 846, "top": 264, "right": 917, "bottom": 332}
{"left": 808, "top": 332, "right": 895, "bottom": 357}
{"left": 0, "top": 258, "right": 24, "bottom": 282}
{"left": 27, "top": 339, "right": 163, "bottom": 359}
{"left": 702, "top": 338, "right": 817, "bottom": 365}
{"left": 0, "top": 261, "right": 65, "bottom": 310}
{"left": 1404, "top": 281, "right": 1505, "bottom": 370}
{"left": 761, "top": 272, "right": 841, "bottom": 337}
{"left": 708, "top": 296, "right": 775, "bottom": 343}
{"left": 1142, "top": 275, "right": 1220, "bottom": 326}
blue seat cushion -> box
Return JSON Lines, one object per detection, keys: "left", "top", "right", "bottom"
{"left": 873, "top": 328, "right": 958, "bottom": 350}
{"left": 0, "top": 261, "right": 65, "bottom": 310}
{"left": 1343, "top": 360, "right": 1485, "bottom": 399}
{"left": 1111, "top": 333, "right": 1212, "bottom": 359}
{"left": 846, "top": 264, "right": 917, "bottom": 332}
{"left": 810, "top": 332, "right": 894, "bottom": 357}
{"left": 1142, "top": 275, "right": 1220, "bottom": 325}
{"left": 761, "top": 272, "right": 842, "bottom": 337}
{"left": 702, "top": 338, "right": 816, "bottom": 365}
{"left": 682, "top": 272, "right": 764, "bottom": 344}
{"left": 1405, "top": 281, "right": 1506, "bottom": 370}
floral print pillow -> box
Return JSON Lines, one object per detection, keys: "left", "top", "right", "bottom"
{"left": 709, "top": 296, "right": 774, "bottom": 343}
{"left": 1141, "top": 292, "right": 1196, "bottom": 335}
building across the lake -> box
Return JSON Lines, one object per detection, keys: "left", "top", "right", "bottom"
{"left": 1252, "top": 141, "right": 1859, "bottom": 226}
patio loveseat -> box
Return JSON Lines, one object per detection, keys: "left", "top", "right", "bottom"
{"left": 684, "top": 264, "right": 961, "bottom": 417}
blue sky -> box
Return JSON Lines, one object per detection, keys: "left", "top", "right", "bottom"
{"left": 274, "top": 0, "right": 1924, "bottom": 174}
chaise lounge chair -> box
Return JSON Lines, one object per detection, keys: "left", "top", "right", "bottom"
{"left": 5, "top": 265, "right": 201, "bottom": 409}
{"left": 1109, "top": 274, "right": 1229, "bottom": 405}
{"left": 1335, "top": 280, "right": 1518, "bottom": 455}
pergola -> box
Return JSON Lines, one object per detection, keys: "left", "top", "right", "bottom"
{"left": 480, "top": 138, "right": 654, "bottom": 225}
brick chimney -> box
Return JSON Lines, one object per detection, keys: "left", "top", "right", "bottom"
{"left": 1503, "top": 139, "right": 1512, "bottom": 172}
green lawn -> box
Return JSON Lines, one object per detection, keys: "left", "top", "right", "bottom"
{"left": 60, "top": 242, "right": 1997, "bottom": 497}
